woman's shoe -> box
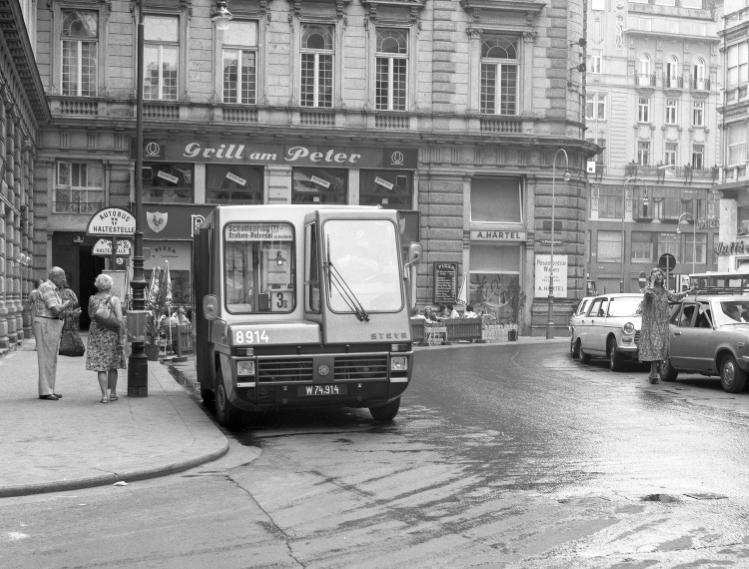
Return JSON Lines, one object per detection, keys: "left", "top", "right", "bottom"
{"left": 649, "top": 376, "right": 659, "bottom": 384}
{"left": 109, "top": 393, "right": 119, "bottom": 401}
{"left": 100, "top": 396, "right": 109, "bottom": 403}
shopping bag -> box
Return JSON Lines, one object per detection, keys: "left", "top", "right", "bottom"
{"left": 93, "top": 296, "right": 120, "bottom": 330}
{"left": 59, "top": 317, "right": 85, "bottom": 357}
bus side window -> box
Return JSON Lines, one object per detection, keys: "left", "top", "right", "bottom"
{"left": 305, "top": 223, "right": 320, "bottom": 312}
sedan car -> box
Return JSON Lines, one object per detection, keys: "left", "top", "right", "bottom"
{"left": 570, "top": 293, "right": 643, "bottom": 371}
{"left": 660, "top": 295, "right": 749, "bottom": 393}
{"left": 569, "top": 296, "right": 594, "bottom": 358}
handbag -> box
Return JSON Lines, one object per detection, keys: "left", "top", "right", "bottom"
{"left": 59, "top": 317, "right": 85, "bottom": 357}
{"left": 93, "top": 296, "right": 121, "bottom": 330}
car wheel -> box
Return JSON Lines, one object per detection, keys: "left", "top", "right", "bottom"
{"left": 215, "top": 368, "right": 244, "bottom": 429}
{"left": 720, "top": 354, "right": 747, "bottom": 394}
{"left": 608, "top": 337, "right": 624, "bottom": 372}
{"left": 201, "top": 388, "right": 215, "bottom": 403}
{"left": 369, "top": 397, "right": 401, "bottom": 421}
{"left": 659, "top": 358, "right": 678, "bottom": 382}
{"left": 571, "top": 339, "right": 580, "bottom": 359}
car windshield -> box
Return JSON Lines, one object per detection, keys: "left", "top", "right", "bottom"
{"left": 607, "top": 296, "right": 642, "bottom": 317}
{"left": 714, "top": 301, "right": 749, "bottom": 326}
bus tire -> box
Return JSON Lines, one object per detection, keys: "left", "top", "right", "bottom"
{"left": 369, "top": 397, "right": 400, "bottom": 421}
{"left": 215, "top": 369, "right": 243, "bottom": 429}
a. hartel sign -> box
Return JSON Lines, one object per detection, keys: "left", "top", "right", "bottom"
{"left": 86, "top": 207, "right": 136, "bottom": 237}
{"left": 137, "top": 139, "right": 417, "bottom": 169}
{"left": 470, "top": 230, "right": 526, "bottom": 241}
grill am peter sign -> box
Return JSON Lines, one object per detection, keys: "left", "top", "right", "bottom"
{"left": 86, "top": 207, "right": 136, "bottom": 237}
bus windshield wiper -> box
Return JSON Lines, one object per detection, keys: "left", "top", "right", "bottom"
{"left": 326, "top": 237, "right": 369, "bottom": 322}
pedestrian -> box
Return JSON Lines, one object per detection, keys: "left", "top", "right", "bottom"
{"left": 464, "top": 305, "right": 478, "bottom": 318}
{"left": 86, "top": 273, "right": 127, "bottom": 403}
{"left": 60, "top": 274, "right": 82, "bottom": 320}
{"left": 25, "top": 280, "right": 42, "bottom": 352}
{"left": 423, "top": 306, "right": 439, "bottom": 322}
{"left": 639, "top": 267, "right": 694, "bottom": 384}
{"left": 33, "top": 267, "right": 76, "bottom": 400}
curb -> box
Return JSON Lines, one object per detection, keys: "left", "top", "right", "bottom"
{"left": 0, "top": 440, "right": 230, "bottom": 498}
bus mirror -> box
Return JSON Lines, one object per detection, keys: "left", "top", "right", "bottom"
{"left": 203, "top": 295, "right": 219, "bottom": 321}
{"left": 407, "top": 243, "right": 423, "bottom": 266}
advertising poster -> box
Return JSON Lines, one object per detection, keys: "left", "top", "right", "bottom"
{"left": 534, "top": 255, "right": 568, "bottom": 298}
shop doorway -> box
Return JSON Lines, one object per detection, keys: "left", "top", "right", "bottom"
{"left": 79, "top": 247, "right": 104, "bottom": 330}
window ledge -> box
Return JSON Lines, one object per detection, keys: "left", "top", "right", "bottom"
{"left": 459, "top": 0, "right": 546, "bottom": 14}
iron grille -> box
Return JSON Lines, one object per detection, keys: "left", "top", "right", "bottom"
{"left": 257, "top": 359, "right": 313, "bottom": 383}
{"left": 334, "top": 355, "right": 388, "bottom": 381}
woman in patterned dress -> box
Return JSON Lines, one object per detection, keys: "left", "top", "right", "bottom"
{"left": 86, "top": 274, "right": 127, "bottom": 403}
{"left": 638, "top": 267, "right": 694, "bottom": 384}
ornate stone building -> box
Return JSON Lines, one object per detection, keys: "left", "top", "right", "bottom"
{"left": 0, "top": 0, "right": 49, "bottom": 354}
{"left": 32, "top": 0, "right": 593, "bottom": 335}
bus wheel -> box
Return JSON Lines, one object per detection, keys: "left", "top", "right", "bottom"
{"left": 369, "top": 397, "right": 400, "bottom": 421}
{"left": 215, "top": 370, "right": 243, "bottom": 429}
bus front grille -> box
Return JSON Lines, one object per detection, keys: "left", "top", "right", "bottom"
{"left": 257, "top": 359, "right": 314, "bottom": 382}
{"left": 334, "top": 355, "right": 388, "bottom": 381}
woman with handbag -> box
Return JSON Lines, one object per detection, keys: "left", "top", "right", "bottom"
{"left": 86, "top": 274, "right": 127, "bottom": 403}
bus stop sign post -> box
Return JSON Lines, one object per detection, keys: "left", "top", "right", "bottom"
{"left": 638, "top": 271, "right": 647, "bottom": 290}
{"left": 659, "top": 253, "right": 677, "bottom": 291}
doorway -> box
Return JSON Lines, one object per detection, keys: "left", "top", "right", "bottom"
{"left": 79, "top": 247, "right": 104, "bottom": 330}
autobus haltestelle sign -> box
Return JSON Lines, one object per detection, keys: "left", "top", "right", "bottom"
{"left": 86, "top": 207, "right": 136, "bottom": 237}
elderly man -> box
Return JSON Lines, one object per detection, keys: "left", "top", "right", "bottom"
{"left": 33, "top": 267, "right": 75, "bottom": 400}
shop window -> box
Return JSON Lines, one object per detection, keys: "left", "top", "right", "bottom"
{"left": 206, "top": 164, "right": 262, "bottom": 205}
{"left": 469, "top": 244, "right": 521, "bottom": 321}
{"left": 658, "top": 233, "right": 679, "bottom": 262}
{"left": 222, "top": 21, "right": 257, "bottom": 105}
{"left": 359, "top": 170, "right": 412, "bottom": 209}
{"left": 144, "top": 15, "right": 179, "bottom": 101}
{"left": 631, "top": 232, "right": 654, "bottom": 263}
{"left": 693, "top": 102, "right": 704, "bottom": 127}
{"left": 470, "top": 178, "right": 522, "bottom": 223}
{"left": 292, "top": 167, "right": 347, "bottom": 204}
{"left": 684, "top": 233, "right": 707, "bottom": 264}
{"left": 597, "top": 230, "right": 621, "bottom": 262}
{"left": 480, "top": 34, "right": 519, "bottom": 116}
{"left": 142, "top": 163, "right": 193, "bottom": 203}
{"left": 375, "top": 28, "right": 408, "bottom": 112}
{"left": 145, "top": 268, "right": 190, "bottom": 305}
{"left": 54, "top": 161, "right": 104, "bottom": 214}
{"left": 301, "top": 24, "right": 334, "bottom": 108}
{"left": 62, "top": 10, "right": 98, "bottom": 97}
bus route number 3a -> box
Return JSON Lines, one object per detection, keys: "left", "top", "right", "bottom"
{"left": 235, "top": 330, "right": 270, "bottom": 344}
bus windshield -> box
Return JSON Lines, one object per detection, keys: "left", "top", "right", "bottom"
{"left": 323, "top": 219, "right": 403, "bottom": 313}
{"left": 223, "top": 222, "right": 295, "bottom": 314}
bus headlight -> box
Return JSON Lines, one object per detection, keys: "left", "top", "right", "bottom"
{"left": 391, "top": 356, "right": 407, "bottom": 371}
{"left": 237, "top": 360, "right": 256, "bottom": 376}
{"left": 622, "top": 322, "right": 635, "bottom": 335}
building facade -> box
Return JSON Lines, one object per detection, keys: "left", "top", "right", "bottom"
{"left": 0, "top": 0, "right": 49, "bottom": 354}
{"left": 33, "top": 0, "right": 594, "bottom": 335}
{"left": 585, "top": 0, "right": 721, "bottom": 294}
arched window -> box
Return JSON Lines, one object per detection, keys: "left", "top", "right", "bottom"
{"left": 666, "top": 56, "right": 679, "bottom": 88}
{"left": 480, "top": 34, "right": 519, "bottom": 115}
{"left": 301, "top": 24, "right": 334, "bottom": 108}
{"left": 61, "top": 10, "right": 98, "bottom": 97}
{"left": 375, "top": 28, "right": 409, "bottom": 111}
{"left": 638, "top": 55, "right": 651, "bottom": 86}
{"left": 692, "top": 58, "right": 707, "bottom": 90}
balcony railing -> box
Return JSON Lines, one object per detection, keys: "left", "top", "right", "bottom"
{"left": 480, "top": 116, "right": 522, "bottom": 133}
{"left": 664, "top": 75, "right": 683, "bottom": 89}
{"left": 637, "top": 74, "right": 656, "bottom": 87}
{"left": 691, "top": 77, "right": 710, "bottom": 91}
{"left": 53, "top": 199, "right": 104, "bottom": 214}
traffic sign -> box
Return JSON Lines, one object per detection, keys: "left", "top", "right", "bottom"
{"left": 92, "top": 238, "right": 132, "bottom": 257}
{"left": 638, "top": 271, "right": 647, "bottom": 288}
{"left": 659, "top": 253, "right": 676, "bottom": 272}
{"left": 86, "top": 207, "right": 136, "bottom": 237}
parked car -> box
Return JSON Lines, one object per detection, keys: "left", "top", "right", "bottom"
{"left": 660, "top": 294, "right": 749, "bottom": 393}
{"left": 571, "top": 293, "right": 643, "bottom": 371}
{"left": 569, "top": 296, "right": 594, "bottom": 358}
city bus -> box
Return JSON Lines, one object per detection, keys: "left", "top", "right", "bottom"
{"left": 193, "top": 205, "right": 422, "bottom": 428}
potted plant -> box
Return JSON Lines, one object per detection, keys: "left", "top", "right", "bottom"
{"left": 505, "top": 276, "right": 526, "bottom": 340}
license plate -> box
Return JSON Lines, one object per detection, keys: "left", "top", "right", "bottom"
{"left": 298, "top": 384, "right": 347, "bottom": 396}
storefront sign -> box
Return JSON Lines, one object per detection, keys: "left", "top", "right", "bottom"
{"left": 310, "top": 175, "right": 331, "bottom": 188}
{"left": 137, "top": 140, "right": 417, "bottom": 169}
{"left": 144, "top": 241, "right": 191, "bottom": 271}
{"left": 142, "top": 204, "right": 215, "bottom": 240}
{"left": 696, "top": 218, "right": 719, "bottom": 230}
{"left": 470, "top": 230, "right": 526, "bottom": 241}
{"left": 92, "top": 239, "right": 131, "bottom": 256}
{"left": 225, "top": 172, "right": 246, "bottom": 186}
{"left": 375, "top": 177, "right": 394, "bottom": 190}
{"left": 156, "top": 170, "right": 179, "bottom": 184}
{"left": 86, "top": 207, "right": 136, "bottom": 237}
{"left": 434, "top": 262, "right": 458, "bottom": 303}
{"left": 534, "top": 254, "right": 568, "bottom": 298}
{"left": 226, "top": 223, "right": 294, "bottom": 242}
{"left": 540, "top": 239, "right": 563, "bottom": 246}
{"left": 717, "top": 241, "right": 749, "bottom": 256}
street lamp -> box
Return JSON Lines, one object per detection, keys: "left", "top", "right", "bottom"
{"left": 677, "top": 211, "right": 696, "bottom": 275}
{"left": 620, "top": 176, "right": 645, "bottom": 294}
{"left": 547, "top": 148, "right": 570, "bottom": 340}
{"left": 211, "top": 0, "right": 233, "bottom": 30}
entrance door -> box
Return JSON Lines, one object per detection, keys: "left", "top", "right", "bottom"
{"left": 79, "top": 247, "right": 105, "bottom": 330}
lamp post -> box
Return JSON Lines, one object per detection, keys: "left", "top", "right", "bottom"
{"left": 547, "top": 148, "right": 570, "bottom": 340}
{"left": 677, "top": 211, "right": 696, "bottom": 276}
{"left": 620, "top": 176, "right": 645, "bottom": 294}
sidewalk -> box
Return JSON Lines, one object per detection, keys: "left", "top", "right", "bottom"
{"left": 0, "top": 335, "right": 228, "bottom": 498}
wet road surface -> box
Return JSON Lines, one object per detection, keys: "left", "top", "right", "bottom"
{"left": 3, "top": 342, "right": 749, "bottom": 568}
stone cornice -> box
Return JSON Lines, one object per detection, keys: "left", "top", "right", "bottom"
{"left": 459, "top": 0, "right": 545, "bottom": 15}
